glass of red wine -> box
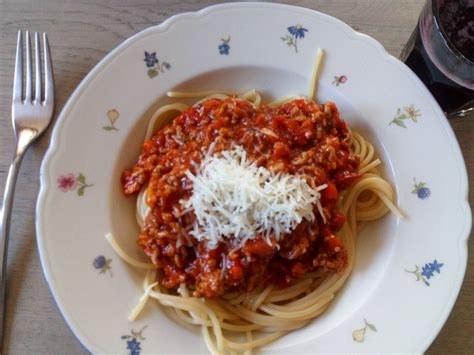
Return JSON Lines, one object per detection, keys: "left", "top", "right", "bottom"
{"left": 401, "top": 0, "right": 473, "bottom": 118}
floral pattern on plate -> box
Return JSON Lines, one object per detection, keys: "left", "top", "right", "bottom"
{"left": 352, "top": 319, "right": 377, "bottom": 342}
{"left": 281, "top": 24, "right": 308, "bottom": 53}
{"left": 144, "top": 51, "right": 171, "bottom": 79}
{"left": 412, "top": 178, "right": 431, "bottom": 200}
{"left": 332, "top": 75, "right": 347, "bottom": 86}
{"left": 405, "top": 260, "right": 443, "bottom": 286}
{"left": 93, "top": 255, "right": 112, "bottom": 276}
{"left": 103, "top": 109, "right": 119, "bottom": 131}
{"left": 57, "top": 173, "right": 93, "bottom": 196}
{"left": 35, "top": 3, "right": 470, "bottom": 354}
{"left": 389, "top": 105, "right": 420, "bottom": 128}
{"left": 218, "top": 36, "right": 230, "bottom": 55}
{"left": 122, "top": 326, "right": 147, "bottom": 355}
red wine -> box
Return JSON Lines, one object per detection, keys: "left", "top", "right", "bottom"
{"left": 401, "top": 0, "right": 473, "bottom": 114}
{"left": 438, "top": 0, "right": 473, "bottom": 62}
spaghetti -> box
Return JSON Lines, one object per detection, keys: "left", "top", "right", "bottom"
{"left": 108, "top": 49, "right": 402, "bottom": 354}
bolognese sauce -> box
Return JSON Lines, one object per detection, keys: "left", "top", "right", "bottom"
{"left": 121, "top": 98, "right": 360, "bottom": 298}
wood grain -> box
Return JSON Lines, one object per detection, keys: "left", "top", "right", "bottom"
{"left": 0, "top": 0, "right": 472, "bottom": 354}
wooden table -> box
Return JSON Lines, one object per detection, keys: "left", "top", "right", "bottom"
{"left": 0, "top": 1, "right": 472, "bottom": 354}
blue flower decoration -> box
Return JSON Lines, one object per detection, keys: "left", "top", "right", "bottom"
{"left": 93, "top": 255, "right": 106, "bottom": 269}
{"left": 288, "top": 25, "right": 308, "bottom": 39}
{"left": 144, "top": 51, "right": 158, "bottom": 67}
{"left": 412, "top": 178, "right": 430, "bottom": 200}
{"left": 127, "top": 338, "right": 141, "bottom": 355}
{"left": 219, "top": 42, "right": 230, "bottom": 55}
{"left": 122, "top": 325, "right": 147, "bottom": 354}
{"left": 218, "top": 37, "right": 231, "bottom": 55}
{"left": 429, "top": 260, "right": 443, "bottom": 274}
{"left": 143, "top": 51, "right": 171, "bottom": 78}
{"left": 93, "top": 255, "right": 112, "bottom": 276}
{"left": 421, "top": 264, "right": 434, "bottom": 279}
{"left": 281, "top": 24, "right": 308, "bottom": 53}
{"left": 417, "top": 187, "right": 430, "bottom": 199}
{"left": 406, "top": 259, "right": 444, "bottom": 286}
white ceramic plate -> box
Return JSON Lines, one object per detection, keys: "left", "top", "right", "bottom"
{"left": 36, "top": 3, "right": 471, "bottom": 354}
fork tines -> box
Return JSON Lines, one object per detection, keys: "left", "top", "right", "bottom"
{"left": 13, "top": 31, "right": 53, "bottom": 105}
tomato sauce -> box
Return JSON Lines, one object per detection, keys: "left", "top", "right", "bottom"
{"left": 122, "top": 98, "right": 360, "bottom": 298}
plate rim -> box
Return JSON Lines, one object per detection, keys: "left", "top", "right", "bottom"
{"left": 35, "top": 2, "right": 471, "bottom": 353}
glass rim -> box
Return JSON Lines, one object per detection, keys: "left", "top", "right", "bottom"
{"left": 431, "top": 0, "right": 473, "bottom": 65}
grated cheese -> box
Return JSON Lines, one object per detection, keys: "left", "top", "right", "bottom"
{"left": 182, "top": 145, "right": 327, "bottom": 247}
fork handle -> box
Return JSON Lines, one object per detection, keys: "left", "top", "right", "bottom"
{"left": 0, "top": 145, "right": 27, "bottom": 352}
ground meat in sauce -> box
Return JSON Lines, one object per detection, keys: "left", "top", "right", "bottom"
{"left": 121, "top": 98, "right": 360, "bottom": 298}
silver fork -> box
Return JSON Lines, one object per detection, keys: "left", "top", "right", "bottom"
{"left": 0, "top": 31, "right": 54, "bottom": 351}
